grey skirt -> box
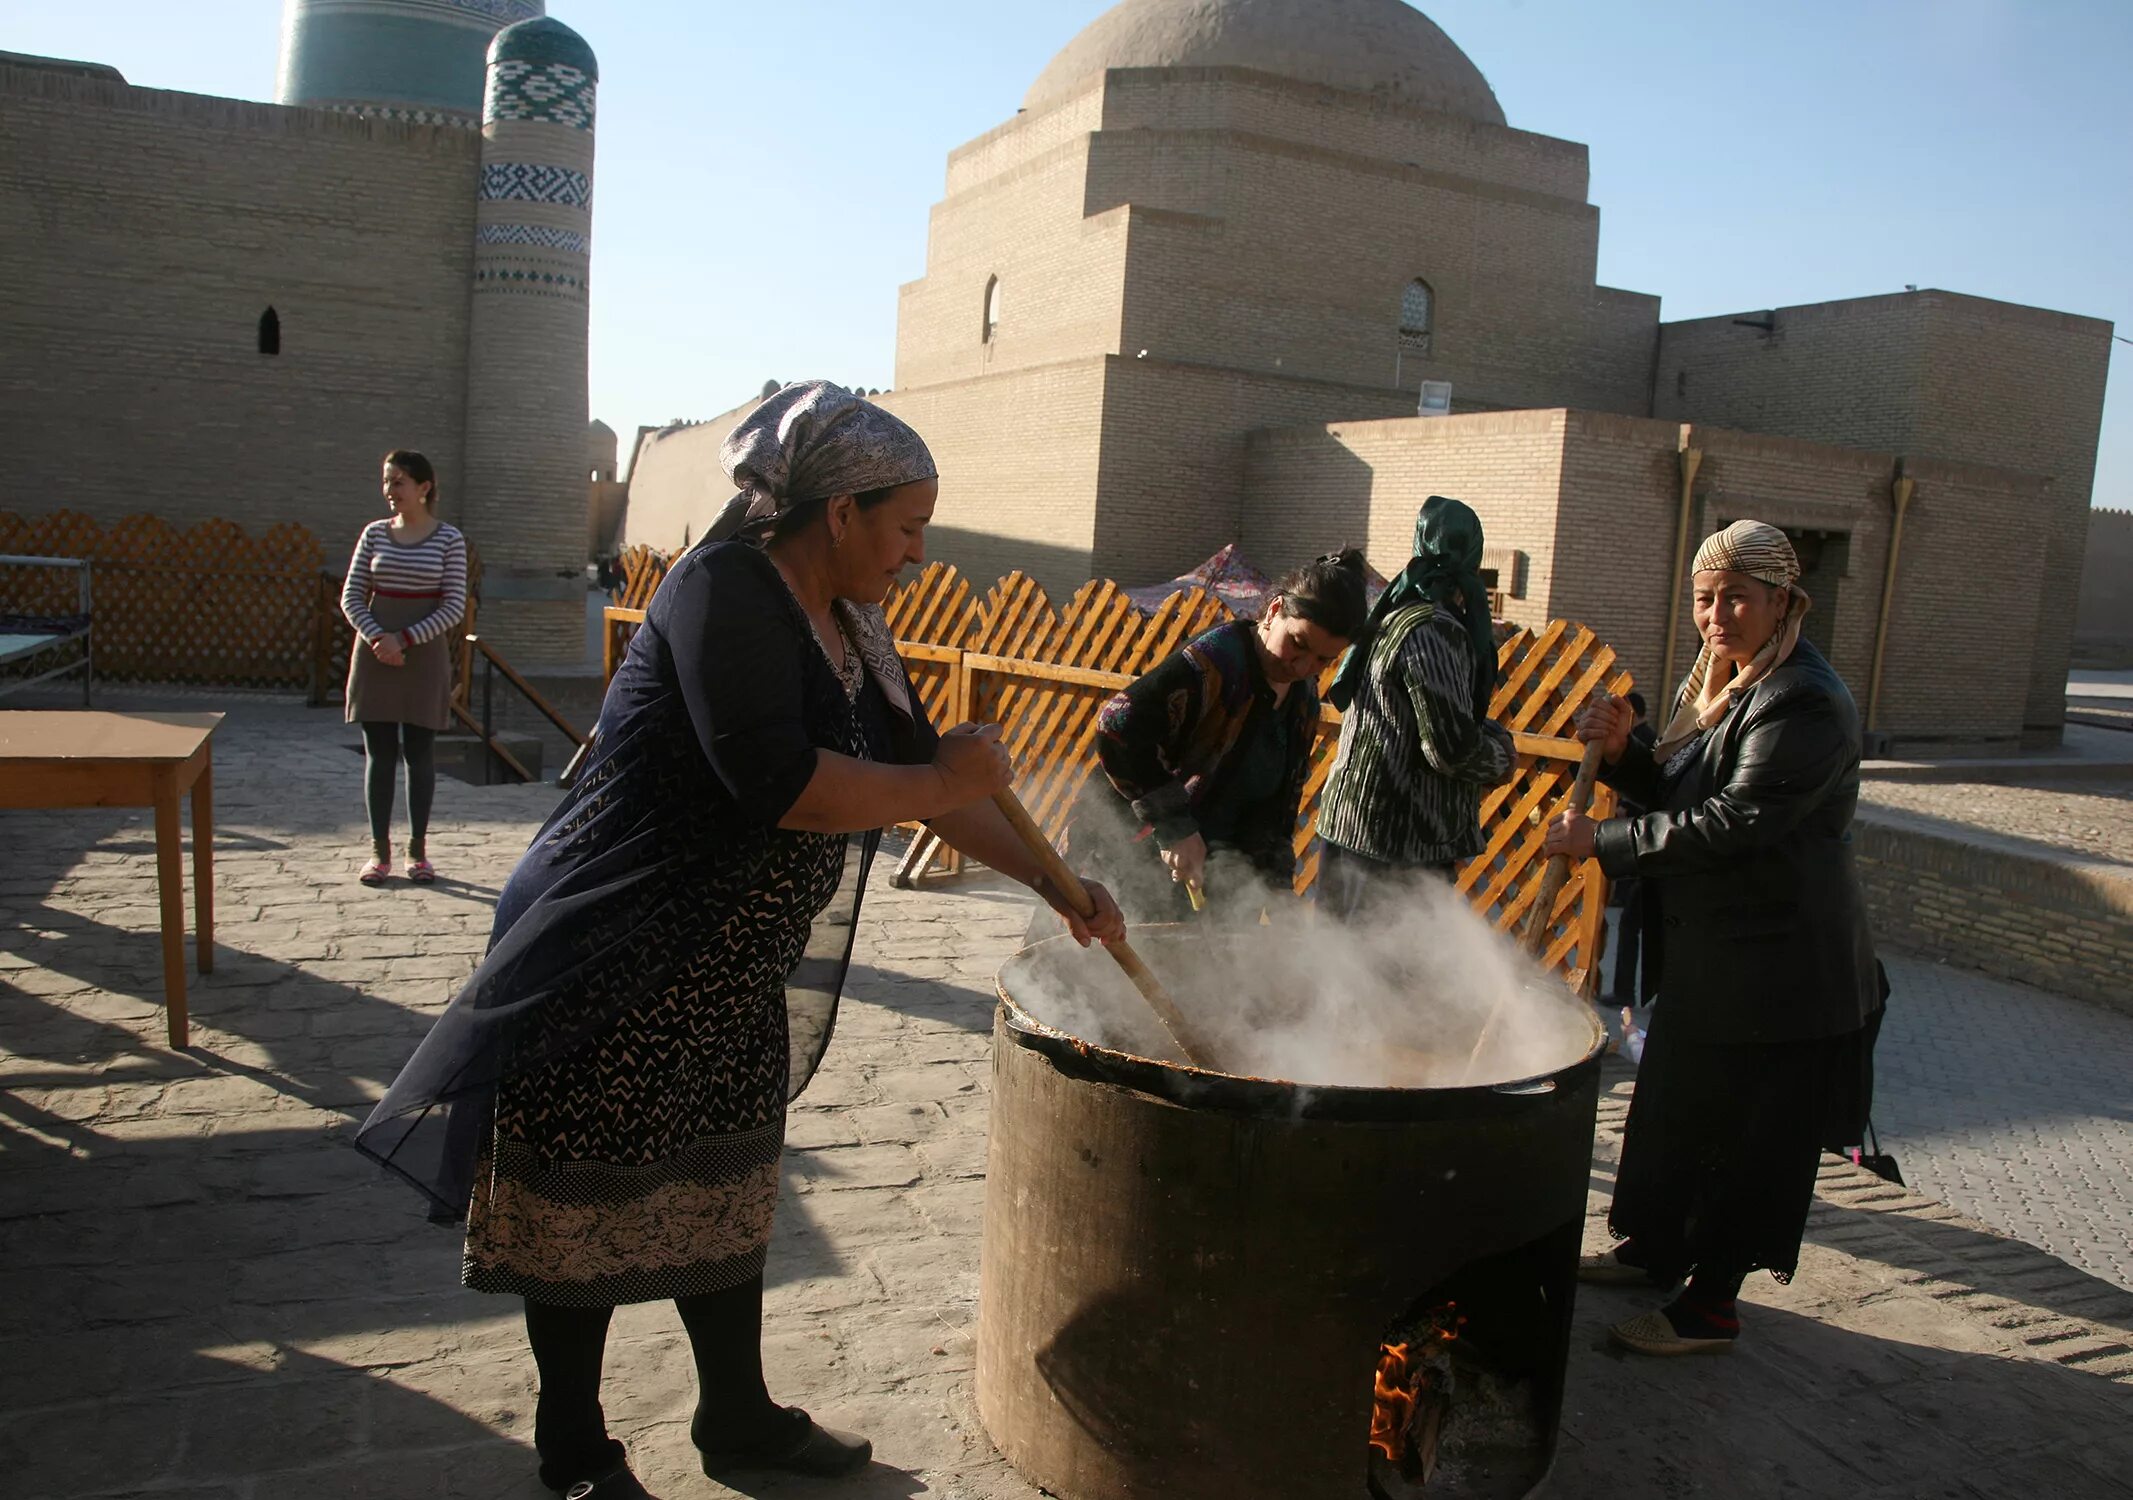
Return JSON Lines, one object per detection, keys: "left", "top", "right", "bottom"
{"left": 345, "top": 593, "right": 454, "bottom": 731}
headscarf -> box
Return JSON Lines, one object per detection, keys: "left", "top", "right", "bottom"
{"left": 1327, "top": 495, "right": 1497, "bottom": 717}
{"left": 1652, "top": 518, "right": 1814, "bottom": 758}
{"left": 706, "top": 381, "right": 937, "bottom": 546}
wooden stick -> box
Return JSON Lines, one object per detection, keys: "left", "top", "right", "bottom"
{"left": 1521, "top": 739, "right": 1607, "bottom": 957}
{"left": 990, "top": 789, "right": 1215, "bottom": 1069}
{"left": 1462, "top": 738, "right": 1607, "bottom": 1084}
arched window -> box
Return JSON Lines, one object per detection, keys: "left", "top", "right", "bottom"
{"left": 257, "top": 306, "right": 281, "bottom": 356}
{"left": 1398, "top": 279, "right": 1433, "bottom": 356}
{"left": 983, "top": 275, "right": 1002, "bottom": 344}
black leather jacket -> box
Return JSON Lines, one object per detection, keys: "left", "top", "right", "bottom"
{"left": 1594, "top": 640, "right": 1879, "bottom": 1044}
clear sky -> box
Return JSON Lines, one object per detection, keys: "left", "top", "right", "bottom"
{"left": 5, "top": 0, "right": 2127, "bottom": 508}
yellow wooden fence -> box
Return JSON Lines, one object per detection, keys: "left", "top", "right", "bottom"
{"left": 603, "top": 551, "right": 1632, "bottom": 991}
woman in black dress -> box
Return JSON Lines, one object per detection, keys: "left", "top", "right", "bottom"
{"left": 1545, "top": 519, "right": 1880, "bottom": 1357}
{"left": 358, "top": 384, "right": 1123, "bottom": 1498}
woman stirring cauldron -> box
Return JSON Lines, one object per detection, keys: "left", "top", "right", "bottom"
{"left": 1053, "top": 549, "right": 1370, "bottom": 929}
{"left": 1544, "top": 519, "right": 1881, "bottom": 1356}
{"left": 357, "top": 384, "right": 1124, "bottom": 1498}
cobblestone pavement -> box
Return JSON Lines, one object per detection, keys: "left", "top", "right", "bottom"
{"left": 1872, "top": 955, "right": 2133, "bottom": 1294}
{"left": 1856, "top": 776, "right": 2133, "bottom": 869}
{"left": 3, "top": 696, "right": 2131, "bottom": 1497}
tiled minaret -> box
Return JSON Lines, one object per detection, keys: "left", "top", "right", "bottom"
{"left": 460, "top": 16, "right": 598, "bottom": 663}
{"left": 276, "top": 0, "right": 542, "bottom": 120}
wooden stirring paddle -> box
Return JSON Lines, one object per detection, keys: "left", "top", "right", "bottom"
{"left": 990, "top": 789, "right": 1217, "bottom": 1070}
{"left": 1458, "top": 738, "right": 1607, "bottom": 1084}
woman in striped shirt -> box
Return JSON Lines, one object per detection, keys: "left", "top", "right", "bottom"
{"left": 341, "top": 450, "right": 469, "bottom": 885}
{"left": 1315, "top": 496, "right": 1515, "bottom": 916}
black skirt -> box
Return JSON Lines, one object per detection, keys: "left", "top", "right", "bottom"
{"left": 1609, "top": 1011, "right": 1875, "bottom": 1283}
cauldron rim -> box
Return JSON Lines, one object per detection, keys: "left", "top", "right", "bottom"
{"left": 996, "top": 933, "right": 1606, "bottom": 1123}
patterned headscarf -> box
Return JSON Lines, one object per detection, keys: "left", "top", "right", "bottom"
{"left": 1327, "top": 495, "right": 1497, "bottom": 717}
{"left": 707, "top": 381, "right": 937, "bottom": 545}
{"left": 1653, "top": 519, "right": 1814, "bottom": 758}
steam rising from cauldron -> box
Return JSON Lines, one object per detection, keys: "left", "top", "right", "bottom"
{"left": 1013, "top": 850, "right": 1595, "bottom": 1090}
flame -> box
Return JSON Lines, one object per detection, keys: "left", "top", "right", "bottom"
{"left": 1368, "top": 1342, "right": 1418, "bottom": 1460}
{"left": 1368, "top": 1302, "right": 1466, "bottom": 1465}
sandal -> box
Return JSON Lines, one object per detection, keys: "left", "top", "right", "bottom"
{"left": 1609, "top": 1308, "right": 1737, "bottom": 1357}
{"left": 407, "top": 858, "right": 436, "bottom": 884}
{"left": 358, "top": 857, "right": 392, "bottom": 886}
{"left": 1580, "top": 1247, "right": 1662, "bottom": 1286}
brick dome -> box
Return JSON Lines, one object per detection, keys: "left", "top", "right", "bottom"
{"left": 1024, "top": 0, "right": 1506, "bottom": 123}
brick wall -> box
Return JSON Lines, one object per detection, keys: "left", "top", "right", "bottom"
{"left": 1099, "top": 130, "right": 1657, "bottom": 412}
{"left": 895, "top": 139, "right": 1132, "bottom": 389}
{"left": 878, "top": 360, "right": 1113, "bottom": 596}
{"left": 0, "top": 66, "right": 479, "bottom": 557}
{"left": 1855, "top": 811, "right": 2133, "bottom": 1019}
{"left": 620, "top": 398, "right": 760, "bottom": 553}
{"left": 2075, "top": 509, "right": 2133, "bottom": 666}
{"left": 1240, "top": 408, "right": 2048, "bottom": 746}
{"left": 1241, "top": 408, "right": 1568, "bottom": 635}
{"left": 1657, "top": 290, "right": 2113, "bottom": 740}
{"left": 1916, "top": 296, "right": 2112, "bottom": 729}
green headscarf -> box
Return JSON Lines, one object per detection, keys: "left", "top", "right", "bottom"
{"left": 1326, "top": 495, "right": 1498, "bottom": 717}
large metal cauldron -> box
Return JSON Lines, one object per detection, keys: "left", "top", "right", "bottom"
{"left": 978, "top": 932, "right": 1604, "bottom": 1500}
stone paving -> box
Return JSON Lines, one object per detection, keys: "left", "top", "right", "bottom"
{"left": 1857, "top": 776, "right": 2133, "bottom": 871}
{"left": 3, "top": 695, "right": 2133, "bottom": 1498}
{"left": 1872, "top": 957, "right": 2133, "bottom": 1295}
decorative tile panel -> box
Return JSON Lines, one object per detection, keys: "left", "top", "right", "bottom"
{"left": 485, "top": 59, "right": 596, "bottom": 129}
{"left": 473, "top": 262, "right": 591, "bottom": 298}
{"left": 477, "top": 223, "right": 592, "bottom": 255}
{"left": 479, "top": 162, "right": 592, "bottom": 208}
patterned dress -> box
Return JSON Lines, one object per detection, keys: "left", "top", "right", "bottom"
{"left": 358, "top": 540, "right": 931, "bottom": 1307}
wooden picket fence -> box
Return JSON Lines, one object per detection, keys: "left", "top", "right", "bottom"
{"left": 0, "top": 510, "right": 483, "bottom": 704}
{"left": 605, "top": 554, "right": 1633, "bottom": 992}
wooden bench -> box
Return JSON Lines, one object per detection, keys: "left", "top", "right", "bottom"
{"left": 0, "top": 554, "right": 92, "bottom": 705}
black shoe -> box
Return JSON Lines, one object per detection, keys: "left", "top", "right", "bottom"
{"left": 557, "top": 1461, "right": 658, "bottom": 1499}
{"left": 699, "top": 1407, "right": 872, "bottom": 1479}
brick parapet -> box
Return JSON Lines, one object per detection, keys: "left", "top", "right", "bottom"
{"left": 0, "top": 62, "right": 479, "bottom": 145}
{"left": 1854, "top": 809, "right": 2133, "bottom": 1018}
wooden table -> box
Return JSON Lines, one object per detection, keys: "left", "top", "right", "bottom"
{"left": 0, "top": 711, "right": 220, "bottom": 1047}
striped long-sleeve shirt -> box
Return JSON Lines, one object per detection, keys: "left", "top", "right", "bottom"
{"left": 341, "top": 519, "right": 468, "bottom": 646}
{"left": 1315, "top": 601, "right": 1515, "bottom": 867}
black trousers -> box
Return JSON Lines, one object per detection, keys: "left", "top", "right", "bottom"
{"left": 1609, "top": 878, "right": 1644, "bottom": 1003}
{"left": 523, "top": 1275, "right": 781, "bottom": 1488}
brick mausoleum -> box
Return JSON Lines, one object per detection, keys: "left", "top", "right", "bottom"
{"left": 622, "top": 0, "right": 2112, "bottom": 751}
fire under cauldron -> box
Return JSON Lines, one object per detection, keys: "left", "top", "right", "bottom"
{"left": 979, "top": 930, "right": 1605, "bottom": 1500}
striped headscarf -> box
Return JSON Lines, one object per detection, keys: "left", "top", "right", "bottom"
{"left": 1653, "top": 519, "right": 1813, "bottom": 758}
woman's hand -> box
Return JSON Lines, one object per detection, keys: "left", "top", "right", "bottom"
{"left": 1160, "top": 831, "right": 1207, "bottom": 891}
{"left": 370, "top": 633, "right": 406, "bottom": 668}
{"left": 931, "top": 722, "right": 1013, "bottom": 808}
{"left": 1574, "top": 691, "right": 1635, "bottom": 765}
{"left": 1043, "top": 876, "right": 1126, "bottom": 948}
{"left": 1544, "top": 811, "right": 1598, "bottom": 859}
